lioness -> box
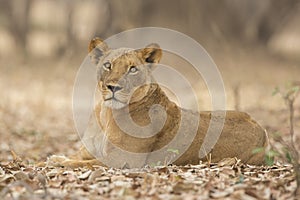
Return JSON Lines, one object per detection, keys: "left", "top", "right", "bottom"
{"left": 49, "top": 38, "right": 267, "bottom": 168}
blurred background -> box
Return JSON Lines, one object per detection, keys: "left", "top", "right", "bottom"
{"left": 0, "top": 0, "right": 299, "bottom": 162}
{"left": 1, "top": 0, "right": 300, "bottom": 59}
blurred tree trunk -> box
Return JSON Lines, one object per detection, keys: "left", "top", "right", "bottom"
{"left": 1, "top": 0, "right": 33, "bottom": 57}
{"left": 257, "top": 0, "right": 299, "bottom": 43}
{"left": 100, "top": 0, "right": 145, "bottom": 36}
{"left": 94, "top": 0, "right": 112, "bottom": 38}
{"left": 57, "top": 0, "right": 76, "bottom": 57}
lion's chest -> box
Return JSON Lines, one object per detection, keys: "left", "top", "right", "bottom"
{"left": 103, "top": 111, "right": 157, "bottom": 153}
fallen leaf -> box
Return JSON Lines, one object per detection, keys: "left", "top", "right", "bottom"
{"left": 78, "top": 170, "right": 92, "bottom": 180}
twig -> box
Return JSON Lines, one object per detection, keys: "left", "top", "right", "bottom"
{"left": 276, "top": 85, "right": 300, "bottom": 197}
{"left": 233, "top": 84, "right": 240, "bottom": 111}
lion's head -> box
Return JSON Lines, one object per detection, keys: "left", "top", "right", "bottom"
{"left": 88, "top": 37, "right": 162, "bottom": 109}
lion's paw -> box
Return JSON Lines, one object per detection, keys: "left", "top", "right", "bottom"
{"left": 46, "top": 155, "right": 70, "bottom": 167}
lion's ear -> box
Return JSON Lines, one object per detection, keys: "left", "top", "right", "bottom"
{"left": 88, "top": 37, "right": 109, "bottom": 65}
{"left": 139, "top": 43, "right": 162, "bottom": 64}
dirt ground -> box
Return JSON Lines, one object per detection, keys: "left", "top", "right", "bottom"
{"left": 0, "top": 44, "right": 300, "bottom": 199}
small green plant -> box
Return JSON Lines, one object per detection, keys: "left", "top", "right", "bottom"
{"left": 252, "top": 147, "right": 279, "bottom": 166}
{"left": 150, "top": 149, "right": 180, "bottom": 167}
{"left": 163, "top": 149, "right": 180, "bottom": 165}
{"left": 167, "top": 148, "right": 180, "bottom": 155}
{"left": 272, "top": 83, "right": 300, "bottom": 197}
{"left": 150, "top": 161, "right": 162, "bottom": 167}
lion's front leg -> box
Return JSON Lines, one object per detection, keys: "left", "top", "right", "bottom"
{"left": 46, "top": 154, "right": 105, "bottom": 168}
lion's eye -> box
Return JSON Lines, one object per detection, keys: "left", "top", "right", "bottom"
{"left": 129, "top": 66, "right": 138, "bottom": 73}
{"left": 103, "top": 62, "right": 111, "bottom": 70}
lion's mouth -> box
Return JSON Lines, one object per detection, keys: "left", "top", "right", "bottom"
{"left": 103, "top": 97, "right": 127, "bottom": 109}
{"left": 104, "top": 97, "right": 126, "bottom": 104}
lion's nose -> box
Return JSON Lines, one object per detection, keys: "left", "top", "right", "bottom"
{"left": 107, "top": 84, "right": 122, "bottom": 92}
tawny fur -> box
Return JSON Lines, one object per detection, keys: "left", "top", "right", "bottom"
{"left": 48, "top": 38, "right": 267, "bottom": 168}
